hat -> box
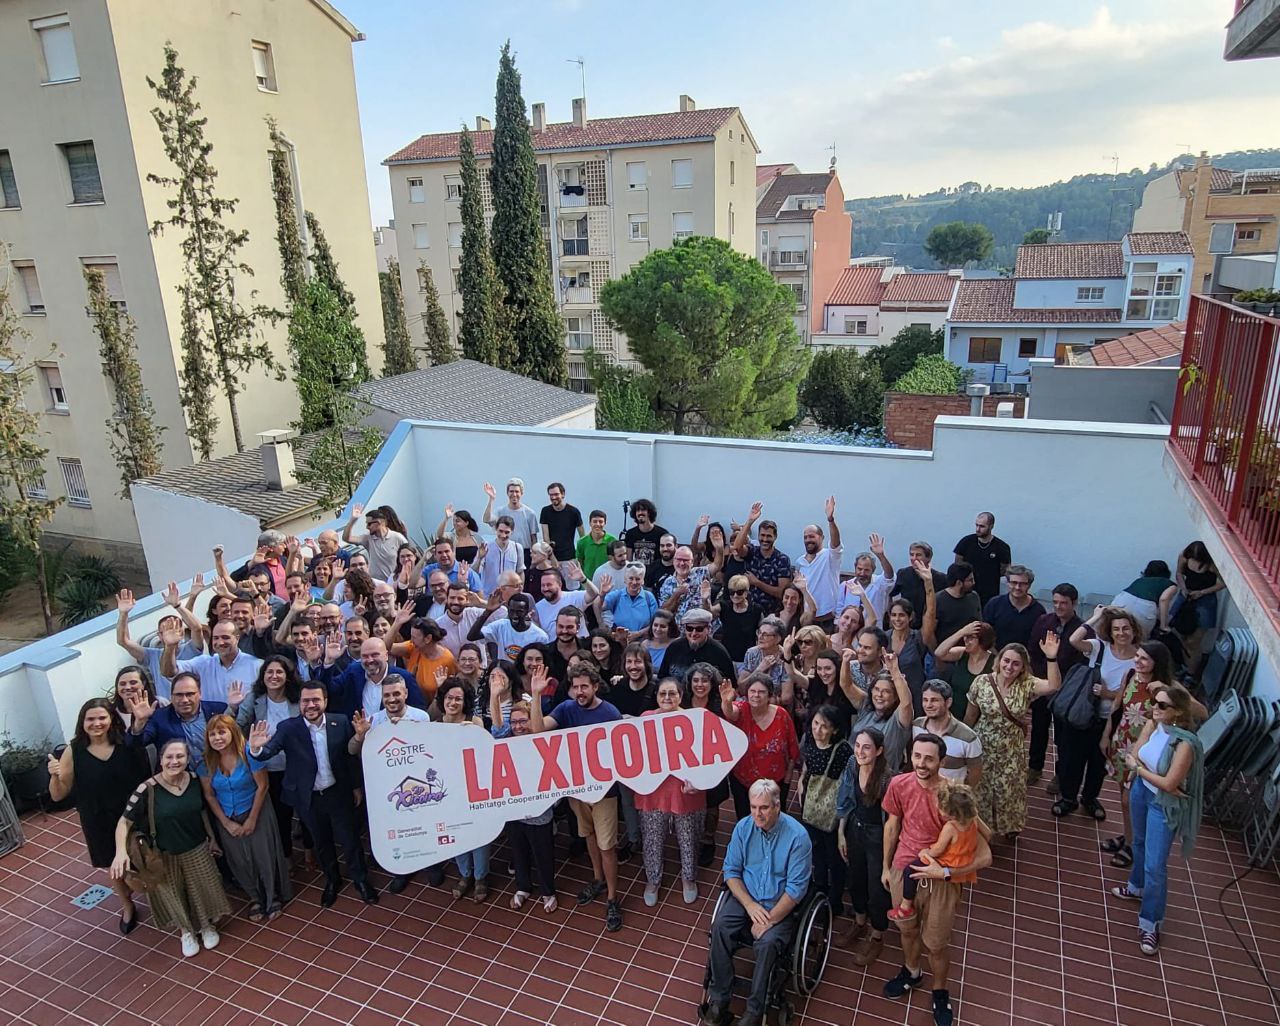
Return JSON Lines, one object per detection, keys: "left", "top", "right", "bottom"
{"left": 682, "top": 608, "right": 713, "bottom": 627}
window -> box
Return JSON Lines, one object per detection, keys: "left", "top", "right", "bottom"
{"left": 39, "top": 364, "right": 67, "bottom": 411}
{"left": 760, "top": 230, "right": 769, "bottom": 247}
{"left": 1018, "top": 338, "right": 1038, "bottom": 359}
{"left": 1208, "top": 223, "right": 1235, "bottom": 254}
{"left": 61, "top": 141, "right": 103, "bottom": 204}
{"left": 671, "top": 158, "right": 693, "bottom": 189}
{"left": 1237, "top": 228, "right": 1261, "bottom": 242}
{"left": 81, "top": 259, "right": 124, "bottom": 310}
{"left": 1154, "top": 273, "right": 1183, "bottom": 297}
{"left": 58, "top": 457, "right": 90, "bottom": 507}
{"left": 785, "top": 283, "right": 805, "bottom": 307}
{"left": 444, "top": 176, "right": 462, "bottom": 200}
{"left": 843, "top": 317, "right": 868, "bottom": 335}
{"left": 968, "top": 337, "right": 1002, "bottom": 363}
{"left": 23, "top": 460, "right": 47, "bottom": 501}
{"left": 626, "top": 161, "right": 646, "bottom": 191}
{"left": 1152, "top": 298, "right": 1180, "bottom": 321}
{"left": 33, "top": 14, "right": 78, "bottom": 83}
{"left": 448, "top": 222, "right": 462, "bottom": 249}
{"left": 777, "top": 236, "right": 806, "bottom": 264}
{"left": 628, "top": 214, "right": 648, "bottom": 241}
{"left": 0, "top": 151, "right": 19, "bottom": 208}
{"left": 730, "top": 160, "right": 735, "bottom": 186}
{"left": 251, "top": 41, "right": 277, "bottom": 91}
{"left": 565, "top": 316, "right": 590, "bottom": 351}
{"left": 13, "top": 263, "right": 43, "bottom": 314}
{"left": 408, "top": 178, "right": 425, "bottom": 204}
{"left": 412, "top": 223, "right": 429, "bottom": 249}
{"left": 1077, "top": 286, "right": 1105, "bottom": 303}
{"left": 1127, "top": 299, "right": 1151, "bottom": 320}
{"left": 728, "top": 204, "right": 735, "bottom": 237}
{"left": 562, "top": 216, "right": 589, "bottom": 256}
{"left": 451, "top": 269, "right": 461, "bottom": 292}
{"left": 672, "top": 211, "right": 694, "bottom": 240}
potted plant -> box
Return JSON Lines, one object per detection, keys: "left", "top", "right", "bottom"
{"left": 1232, "top": 288, "right": 1280, "bottom": 316}
{"left": 0, "top": 733, "right": 53, "bottom": 813}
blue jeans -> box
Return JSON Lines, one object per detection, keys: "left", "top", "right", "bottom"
{"left": 455, "top": 844, "right": 490, "bottom": 881}
{"left": 1127, "top": 782, "right": 1176, "bottom": 932}
{"left": 1170, "top": 591, "right": 1218, "bottom": 631}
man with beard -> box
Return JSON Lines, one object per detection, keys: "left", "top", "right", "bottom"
{"left": 470, "top": 592, "right": 547, "bottom": 663}
{"left": 795, "top": 496, "right": 843, "bottom": 630}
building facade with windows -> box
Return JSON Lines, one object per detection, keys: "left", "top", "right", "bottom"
{"left": 814, "top": 266, "right": 959, "bottom": 350}
{"left": 383, "top": 96, "right": 759, "bottom": 389}
{"left": 945, "top": 234, "right": 1193, "bottom": 380}
{"left": 754, "top": 168, "right": 851, "bottom": 344}
{"left": 0, "top": 0, "right": 382, "bottom": 566}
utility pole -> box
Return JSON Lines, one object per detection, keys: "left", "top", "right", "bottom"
{"left": 1104, "top": 153, "right": 1121, "bottom": 237}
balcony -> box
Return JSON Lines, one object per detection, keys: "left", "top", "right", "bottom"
{"left": 1225, "top": 0, "right": 1280, "bottom": 60}
{"left": 563, "top": 286, "right": 593, "bottom": 305}
{"left": 1169, "top": 295, "right": 1280, "bottom": 609}
{"left": 769, "top": 249, "right": 807, "bottom": 270}
{"left": 558, "top": 187, "right": 587, "bottom": 209}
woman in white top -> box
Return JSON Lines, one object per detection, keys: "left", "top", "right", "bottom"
{"left": 1052, "top": 606, "right": 1140, "bottom": 821}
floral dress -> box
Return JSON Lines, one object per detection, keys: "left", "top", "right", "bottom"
{"left": 1108, "top": 672, "right": 1153, "bottom": 785}
{"left": 971, "top": 674, "right": 1037, "bottom": 836}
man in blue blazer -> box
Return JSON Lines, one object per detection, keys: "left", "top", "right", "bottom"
{"left": 124, "top": 670, "right": 226, "bottom": 775}
{"left": 311, "top": 636, "right": 428, "bottom": 719}
{"left": 248, "top": 681, "right": 378, "bottom": 906}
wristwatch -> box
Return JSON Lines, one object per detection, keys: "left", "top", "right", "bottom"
{"left": 942, "top": 867, "right": 952, "bottom": 881}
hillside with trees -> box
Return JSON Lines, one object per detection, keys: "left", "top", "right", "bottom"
{"left": 848, "top": 149, "right": 1280, "bottom": 270}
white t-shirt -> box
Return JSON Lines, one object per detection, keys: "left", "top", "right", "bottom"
{"left": 371, "top": 706, "right": 430, "bottom": 727}
{"left": 796, "top": 545, "right": 843, "bottom": 617}
{"left": 536, "top": 592, "right": 589, "bottom": 637}
{"left": 481, "top": 619, "right": 549, "bottom": 661}
{"left": 1085, "top": 637, "right": 1136, "bottom": 715}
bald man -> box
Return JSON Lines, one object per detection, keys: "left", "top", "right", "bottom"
{"left": 313, "top": 636, "right": 428, "bottom": 719}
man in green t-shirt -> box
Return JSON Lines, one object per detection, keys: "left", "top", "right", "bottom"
{"left": 575, "top": 509, "right": 615, "bottom": 581}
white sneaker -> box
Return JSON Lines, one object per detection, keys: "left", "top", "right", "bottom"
{"left": 180, "top": 932, "right": 199, "bottom": 958}
{"left": 683, "top": 880, "right": 699, "bottom": 904}
{"left": 200, "top": 927, "right": 220, "bottom": 951}
{"left": 643, "top": 884, "right": 659, "bottom": 907}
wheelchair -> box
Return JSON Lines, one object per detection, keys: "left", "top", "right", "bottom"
{"left": 696, "top": 882, "right": 833, "bottom": 1026}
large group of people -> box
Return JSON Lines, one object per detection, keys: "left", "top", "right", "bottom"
{"left": 51, "top": 480, "right": 1219, "bottom": 1026}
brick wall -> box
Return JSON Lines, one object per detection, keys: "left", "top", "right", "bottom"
{"left": 883, "top": 392, "right": 1027, "bottom": 449}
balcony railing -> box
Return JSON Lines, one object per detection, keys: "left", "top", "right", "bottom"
{"left": 1169, "top": 294, "right": 1280, "bottom": 596}
{"left": 769, "top": 250, "right": 807, "bottom": 269}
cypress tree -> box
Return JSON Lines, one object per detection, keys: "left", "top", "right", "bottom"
{"left": 266, "top": 118, "right": 307, "bottom": 306}
{"left": 489, "top": 42, "right": 566, "bottom": 386}
{"left": 304, "top": 210, "right": 369, "bottom": 380}
{"left": 378, "top": 257, "right": 416, "bottom": 376}
{"left": 457, "top": 124, "right": 510, "bottom": 367}
{"left": 418, "top": 261, "right": 454, "bottom": 365}
{"left": 84, "top": 267, "right": 165, "bottom": 497}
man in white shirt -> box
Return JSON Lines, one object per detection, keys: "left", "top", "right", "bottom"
{"left": 436, "top": 582, "right": 490, "bottom": 659}
{"left": 535, "top": 566, "right": 597, "bottom": 638}
{"left": 592, "top": 539, "right": 630, "bottom": 589}
{"left": 838, "top": 533, "right": 896, "bottom": 624}
{"left": 482, "top": 478, "right": 540, "bottom": 552}
{"left": 795, "top": 496, "right": 843, "bottom": 630}
{"left": 479, "top": 515, "right": 524, "bottom": 596}
{"left": 470, "top": 593, "right": 548, "bottom": 662}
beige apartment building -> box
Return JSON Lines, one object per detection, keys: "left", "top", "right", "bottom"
{"left": 0, "top": 0, "right": 382, "bottom": 568}
{"left": 384, "top": 96, "right": 759, "bottom": 388}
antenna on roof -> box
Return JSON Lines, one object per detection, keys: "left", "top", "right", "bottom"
{"left": 826, "top": 141, "right": 837, "bottom": 169}
{"left": 566, "top": 56, "right": 586, "bottom": 109}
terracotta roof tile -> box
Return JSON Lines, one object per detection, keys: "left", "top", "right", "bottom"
{"left": 1014, "top": 242, "right": 1125, "bottom": 279}
{"left": 1082, "top": 321, "right": 1185, "bottom": 367}
{"left": 880, "top": 273, "right": 957, "bottom": 309}
{"left": 756, "top": 163, "right": 796, "bottom": 186}
{"left": 950, "top": 279, "right": 1123, "bottom": 324}
{"left": 825, "top": 266, "right": 886, "bottom": 306}
{"left": 1176, "top": 166, "right": 1241, "bottom": 191}
{"left": 1126, "top": 231, "right": 1193, "bottom": 255}
{"left": 386, "top": 108, "right": 739, "bottom": 163}
{"left": 756, "top": 173, "right": 836, "bottom": 220}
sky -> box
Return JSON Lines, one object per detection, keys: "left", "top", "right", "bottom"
{"left": 342, "top": 0, "right": 1280, "bottom": 227}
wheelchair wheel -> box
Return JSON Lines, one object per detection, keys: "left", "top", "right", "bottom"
{"left": 790, "top": 891, "right": 832, "bottom": 996}
{"left": 707, "top": 884, "right": 730, "bottom": 938}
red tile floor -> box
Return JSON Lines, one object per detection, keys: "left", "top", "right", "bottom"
{"left": 1, "top": 776, "right": 1278, "bottom": 1026}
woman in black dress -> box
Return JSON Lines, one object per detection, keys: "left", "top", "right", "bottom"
{"left": 47, "top": 698, "right": 150, "bottom": 933}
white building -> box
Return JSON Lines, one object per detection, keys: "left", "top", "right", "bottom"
{"left": 814, "top": 266, "right": 959, "bottom": 350}
{"left": 373, "top": 222, "right": 396, "bottom": 272}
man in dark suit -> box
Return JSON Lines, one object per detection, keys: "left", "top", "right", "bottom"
{"left": 124, "top": 670, "right": 226, "bottom": 775}
{"left": 311, "top": 637, "right": 427, "bottom": 719}
{"left": 248, "top": 682, "right": 378, "bottom": 906}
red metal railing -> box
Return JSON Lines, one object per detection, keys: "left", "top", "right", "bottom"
{"left": 1170, "top": 294, "right": 1280, "bottom": 599}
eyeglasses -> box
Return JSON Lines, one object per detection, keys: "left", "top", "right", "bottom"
{"left": 685, "top": 624, "right": 708, "bottom": 633}
{"left": 1153, "top": 699, "right": 1173, "bottom": 710}
{"left": 730, "top": 589, "right": 748, "bottom": 596}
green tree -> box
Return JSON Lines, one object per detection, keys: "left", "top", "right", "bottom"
{"left": 600, "top": 237, "right": 810, "bottom": 436}
{"left": 417, "top": 261, "right": 454, "bottom": 366}
{"left": 1022, "top": 228, "right": 1051, "bottom": 245}
{"left": 585, "top": 350, "right": 657, "bottom": 432}
{"left": 490, "top": 42, "right": 566, "bottom": 385}
{"left": 799, "top": 348, "right": 884, "bottom": 430}
{"left": 892, "top": 353, "right": 965, "bottom": 394}
{"left": 266, "top": 118, "right": 307, "bottom": 306}
{"left": 0, "top": 250, "right": 63, "bottom": 632}
{"left": 288, "top": 279, "right": 370, "bottom": 432}
{"left": 84, "top": 267, "right": 165, "bottom": 498}
{"left": 457, "top": 125, "right": 510, "bottom": 367}
{"left": 305, "top": 211, "right": 358, "bottom": 319}
{"left": 378, "top": 258, "right": 416, "bottom": 376}
{"left": 293, "top": 425, "right": 383, "bottom": 518}
{"left": 148, "top": 44, "right": 277, "bottom": 456}
{"left": 865, "top": 325, "right": 943, "bottom": 385}
{"left": 924, "top": 221, "right": 994, "bottom": 267}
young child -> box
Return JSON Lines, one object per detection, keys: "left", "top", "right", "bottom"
{"left": 888, "top": 781, "right": 981, "bottom": 922}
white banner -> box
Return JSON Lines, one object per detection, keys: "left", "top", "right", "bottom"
{"left": 363, "top": 708, "right": 746, "bottom": 873}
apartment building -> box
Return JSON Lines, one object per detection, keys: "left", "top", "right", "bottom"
{"left": 946, "top": 233, "right": 1193, "bottom": 380}
{"left": 815, "top": 266, "right": 959, "bottom": 350}
{"left": 1132, "top": 155, "right": 1280, "bottom": 294}
{"left": 0, "top": 0, "right": 382, "bottom": 568}
{"left": 383, "top": 96, "right": 759, "bottom": 388}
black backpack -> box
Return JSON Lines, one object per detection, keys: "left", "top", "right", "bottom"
{"left": 1051, "top": 641, "right": 1104, "bottom": 730}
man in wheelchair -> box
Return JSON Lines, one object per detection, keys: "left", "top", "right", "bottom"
{"left": 702, "top": 779, "right": 813, "bottom": 1026}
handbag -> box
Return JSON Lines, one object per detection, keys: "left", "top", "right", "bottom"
{"left": 124, "top": 781, "right": 167, "bottom": 892}
{"left": 1050, "top": 640, "right": 1104, "bottom": 730}
{"left": 802, "top": 741, "right": 849, "bottom": 833}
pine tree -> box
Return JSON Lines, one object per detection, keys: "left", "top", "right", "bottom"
{"left": 266, "top": 118, "right": 307, "bottom": 306}
{"left": 378, "top": 258, "right": 416, "bottom": 376}
{"left": 305, "top": 211, "right": 369, "bottom": 380}
{"left": 0, "top": 249, "right": 63, "bottom": 633}
{"left": 288, "top": 279, "right": 370, "bottom": 432}
{"left": 490, "top": 42, "right": 567, "bottom": 385}
{"left": 147, "top": 43, "right": 277, "bottom": 455}
{"left": 457, "top": 124, "right": 510, "bottom": 367}
{"left": 418, "top": 262, "right": 454, "bottom": 365}
{"left": 84, "top": 267, "right": 165, "bottom": 497}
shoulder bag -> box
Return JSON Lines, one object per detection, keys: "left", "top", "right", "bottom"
{"left": 1050, "top": 640, "right": 1104, "bottom": 730}
{"left": 124, "top": 780, "right": 168, "bottom": 892}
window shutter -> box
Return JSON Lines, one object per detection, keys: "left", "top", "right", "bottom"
{"left": 36, "top": 19, "right": 79, "bottom": 82}
{"left": 84, "top": 260, "right": 124, "bottom": 303}
{"left": 253, "top": 46, "right": 270, "bottom": 82}
{"left": 0, "top": 152, "right": 18, "bottom": 207}
{"left": 65, "top": 143, "right": 103, "bottom": 203}
{"left": 1208, "top": 223, "right": 1235, "bottom": 255}
{"left": 16, "top": 266, "right": 42, "bottom": 310}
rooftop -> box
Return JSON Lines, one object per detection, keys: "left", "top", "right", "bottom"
{"left": 1074, "top": 321, "right": 1187, "bottom": 367}
{"left": 1176, "top": 166, "right": 1239, "bottom": 191}
{"left": 354, "top": 360, "right": 596, "bottom": 427}
{"left": 386, "top": 108, "right": 742, "bottom": 164}
{"left": 825, "top": 266, "right": 887, "bottom": 306}
{"left": 756, "top": 172, "right": 835, "bottom": 220}
{"left": 1014, "top": 242, "right": 1126, "bottom": 280}
{"left": 1127, "top": 231, "right": 1195, "bottom": 256}
{"left": 880, "top": 272, "right": 958, "bottom": 309}
{"left": 950, "top": 279, "right": 1124, "bottom": 324}
{"left": 755, "top": 162, "right": 797, "bottom": 186}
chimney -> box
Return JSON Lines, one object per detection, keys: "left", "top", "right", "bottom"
{"left": 475, "top": 115, "right": 491, "bottom": 132}
{"left": 571, "top": 97, "right": 587, "bottom": 129}
{"left": 258, "top": 429, "right": 297, "bottom": 491}
{"left": 679, "top": 94, "right": 696, "bottom": 112}
{"left": 532, "top": 102, "right": 546, "bottom": 133}
{"left": 965, "top": 383, "right": 989, "bottom": 418}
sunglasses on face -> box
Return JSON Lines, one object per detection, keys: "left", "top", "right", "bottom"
{"left": 730, "top": 589, "right": 748, "bottom": 596}
{"left": 1153, "top": 699, "right": 1173, "bottom": 710}
{"left": 685, "top": 625, "right": 708, "bottom": 633}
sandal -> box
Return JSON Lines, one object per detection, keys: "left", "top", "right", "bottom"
{"left": 542, "top": 895, "right": 558, "bottom": 913}
{"left": 1100, "top": 835, "right": 1127, "bottom": 853}
{"left": 266, "top": 905, "right": 283, "bottom": 922}
{"left": 451, "top": 877, "right": 473, "bottom": 900}
{"left": 1081, "top": 799, "right": 1107, "bottom": 821}
{"left": 248, "top": 904, "right": 264, "bottom": 923}
{"left": 1051, "top": 799, "right": 1078, "bottom": 818}
{"left": 1110, "top": 845, "right": 1134, "bottom": 868}
{"left": 510, "top": 890, "right": 530, "bottom": 910}
{"left": 473, "top": 879, "right": 488, "bottom": 904}
{"left": 887, "top": 905, "right": 917, "bottom": 922}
